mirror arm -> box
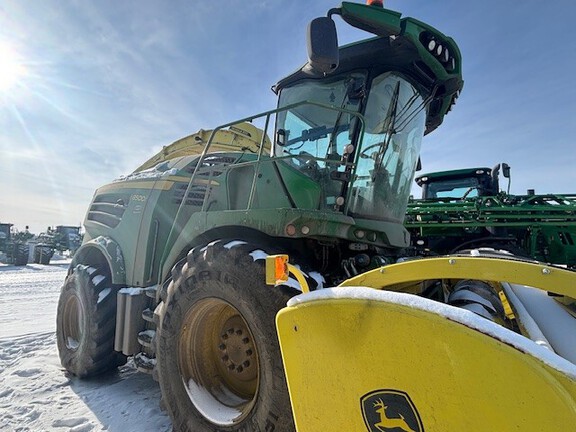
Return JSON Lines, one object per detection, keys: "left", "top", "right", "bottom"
{"left": 327, "top": 8, "right": 341, "bottom": 18}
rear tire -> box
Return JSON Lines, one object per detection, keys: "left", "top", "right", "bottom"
{"left": 13, "top": 243, "right": 29, "bottom": 266}
{"left": 56, "top": 264, "right": 126, "bottom": 377}
{"left": 156, "top": 241, "right": 300, "bottom": 432}
{"left": 34, "top": 245, "right": 54, "bottom": 264}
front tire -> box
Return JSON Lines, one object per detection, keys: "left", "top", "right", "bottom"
{"left": 157, "top": 241, "right": 299, "bottom": 432}
{"left": 13, "top": 243, "right": 29, "bottom": 266}
{"left": 34, "top": 245, "right": 54, "bottom": 264}
{"left": 56, "top": 264, "right": 126, "bottom": 377}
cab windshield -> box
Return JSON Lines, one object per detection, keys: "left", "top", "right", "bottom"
{"left": 426, "top": 178, "right": 481, "bottom": 199}
{"left": 349, "top": 73, "right": 426, "bottom": 223}
{"left": 275, "top": 72, "right": 426, "bottom": 222}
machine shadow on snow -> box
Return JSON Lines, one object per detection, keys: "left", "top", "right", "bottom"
{"left": 64, "top": 359, "right": 170, "bottom": 431}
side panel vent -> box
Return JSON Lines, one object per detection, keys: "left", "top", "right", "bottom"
{"left": 87, "top": 194, "right": 128, "bottom": 228}
{"left": 172, "top": 184, "right": 208, "bottom": 207}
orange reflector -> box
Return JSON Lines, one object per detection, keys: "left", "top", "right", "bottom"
{"left": 265, "top": 255, "right": 289, "bottom": 285}
{"left": 367, "top": 0, "right": 383, "bottom": 7}
{"left": 275, "top": 256, "right": 289, "bottom": 281}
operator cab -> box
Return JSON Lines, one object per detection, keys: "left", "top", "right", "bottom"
{"left": 274, "top": 71, "right": 425, "bottom": 224}
{"left": 416, "top": 163, "right": 510, "bottom": 200}
{"left": 271, "top": 4, "right": 462, "bottom": 225}
{"left": 416, "top": 168, "right": 493, "bottom": 199}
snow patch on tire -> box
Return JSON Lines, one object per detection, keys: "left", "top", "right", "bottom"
{"left": 249, "top": 249, "right": 267, "bottom": 261}
{"left": 97, "top": 287, "right": 111, "bottom": 303}
{"left": 223, "top": 240, "right": 247, "bottom": 249}
{"left": 183, "top": 378, "right": 243, "bottom": 425}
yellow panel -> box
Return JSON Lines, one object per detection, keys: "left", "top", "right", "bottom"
{"left": 277, "top": 296, "right": 576, "bottom": 431}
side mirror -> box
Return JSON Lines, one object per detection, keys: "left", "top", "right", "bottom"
{"left": 307, "top": 17, "right": 339, "bottom": 75}
{"left": 502, "top": 163, "right": 511, "bottom": 178}
{"left": 276, "top": 129, "right": 287, "bottom": 146}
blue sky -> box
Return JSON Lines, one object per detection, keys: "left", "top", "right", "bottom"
{"left": 1, "top": 0, "right": 575, "bottom": 233}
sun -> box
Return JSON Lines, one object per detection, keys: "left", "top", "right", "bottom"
{"left": 0, "top": 42, "right": 26, "bottom": 92}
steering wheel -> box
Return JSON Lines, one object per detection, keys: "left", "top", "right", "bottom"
{"left": 461, "top": 187, "right": 477, "bottom": 199}
{"left": 359, "top": 142, "right": 383, "bottom": 160}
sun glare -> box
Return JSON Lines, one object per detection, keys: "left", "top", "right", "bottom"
{"left": 0, "top": 42, "right": 26, "bottom": 92}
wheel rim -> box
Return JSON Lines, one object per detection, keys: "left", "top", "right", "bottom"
{"left": 62, "top": 294, "right": 84, "bottom": 350}
{"left": 178, "top": 298, "right": 259, "bottom": 426}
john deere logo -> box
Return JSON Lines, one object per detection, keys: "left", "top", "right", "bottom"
{"left": 361, "top": 389, "right": 423, "bottom": 432}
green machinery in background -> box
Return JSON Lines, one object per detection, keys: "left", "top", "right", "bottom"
{"left": 405, "top": 163, "right": 576, "bottom": 266}
{"left": 0, "top": 223, "right": 31, "bottom": 266}
{"left": 33, "top": 225, "right": 83, "bottom": 264}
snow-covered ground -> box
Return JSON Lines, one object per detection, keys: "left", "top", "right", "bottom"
{"left": 0, "top": 261, "right": 172, "bottom": 431}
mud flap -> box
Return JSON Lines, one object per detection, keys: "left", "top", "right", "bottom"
{"left": 276, "top": 287, "right": 576, "bottom": 431}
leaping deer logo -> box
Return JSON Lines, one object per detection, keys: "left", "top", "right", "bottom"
{"left": 361, "top": 389, "right": 423, "bottom": 432}
{"left": 373, "top": 399, "right": 416, "bottom": 432}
